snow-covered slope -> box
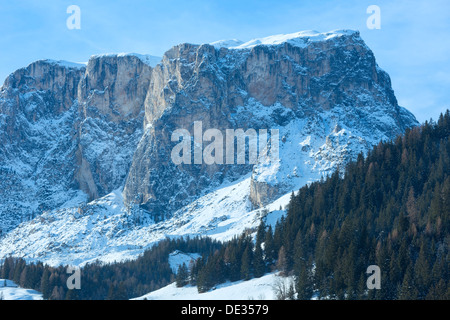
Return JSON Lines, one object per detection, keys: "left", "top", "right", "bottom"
{"left": 0, "top": 177, "right": 289, "bottom": 266}
{"left": 134, "top": 272, "right": 291, "bottom": 300}
{"left": 169, "top": 250, "right": 201, "bottom": 273}
{"left": 0, "top": 279, "right": 43, "bottom": 300}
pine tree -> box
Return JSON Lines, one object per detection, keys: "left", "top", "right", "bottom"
{"left": 295, "top": 261, "right": 314, "bottom": 300}
{"left": 1, "top": 257, "right": 10, "bottom": 280}
{"left": 107, "top": 283, "right": 116, "bottom": 300}
{"left": 19, "top": 267, "right": 28, "bottom": 288}
{"left": 115, "top": 282, "right": 128, "bottom": 300}
{"left": 65, "top": 288, "right": 80, "bottom": 300}
{"left": 398, "top": 265, "right": 418, "bottom": 300}
{"left": 240, "top": 245, "right": 252, "bottom": 281}
{"left": 414, "top": 240, "right": 431, "bottom": 298}
{"left": 40, "top": 268, "right": 51, "bottom": 300}
{"left": 253, "top": 243, "right": 265, "bottom": 278}
{"left": 50, "top": 286, "right": 64, "bottom": 300}
{"left": 287, "top": 281, "right": 296, "bottom": 300}
{"left": 176, "top": 263, "right": 189, "bottom": 287}
{"left": 255, "top": 221, "right": 266, "bottom": 245}
{"left": 264, "top": 226, "right": 276, "bottom": 267}
{"left": 276, "top": 246, "right": 287, "bottom": 276}
{"left": 426, "top": 279, "right": 448, "bottom": 300}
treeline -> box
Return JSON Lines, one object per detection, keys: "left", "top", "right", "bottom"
{"left": 0, "top": 236, "right": 221, "bottom": 300}
{"left": 176, "top": 228, "right": 270, "bottom": 293}
{"left": 184, "top": 111, "right": 450, "bottom": 299}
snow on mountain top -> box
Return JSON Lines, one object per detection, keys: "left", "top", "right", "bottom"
{"left": 211, "top": 29, "right": 359, "bottom": 49}
{"left": 210, "top": 39, "right": 245, "bottom": 49}
{"left": 40, "top": 59, "right": 87, "bottom": 69}
{"left": 29, "top": 30, "right": 357, "bottom": 72}
{"left": 90, "top": 53, "right": 162, "bottom": 67}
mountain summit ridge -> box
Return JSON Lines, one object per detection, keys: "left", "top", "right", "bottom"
{"left": 210, "top": 29, "right": 361, "bottom": 49}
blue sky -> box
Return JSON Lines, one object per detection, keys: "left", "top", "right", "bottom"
{"left": 0, "top": 0, "right": 449, "bottom": 122}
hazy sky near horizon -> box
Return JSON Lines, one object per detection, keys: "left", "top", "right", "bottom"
{"left": 0, "top": 0, "right": 449, "bottom": 122}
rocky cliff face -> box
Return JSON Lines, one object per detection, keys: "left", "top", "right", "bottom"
{"left": 123, "top": 30, "right": 418, "bottom": 213}
{"left": 0, "top": 55, "right": 159, "bottom": 233}
{"left": 0, "top": 30, "right": 418, "bottom": 237}
{"left": 76, "top": 54, "right": 153, "bottom": 200}
{"left": 0, "top": 60, "right": 85, "bottom": 233}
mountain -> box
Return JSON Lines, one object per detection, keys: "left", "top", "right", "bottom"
{"left": 2, "top": 111, "right": 446, "bottom": 301}
{"left": 0, "top": 54, "right": 159, "bottom": 234}
{"left": 122, "top": 29, "right": 416, "bottom": 215}
{"left": 0, "top": 30, "right": 418, "bottom": 266}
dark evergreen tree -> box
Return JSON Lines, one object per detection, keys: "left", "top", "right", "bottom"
{"left": 264, "top": 226, "right": 276, "bottom": 268}
{"left": 253, "top": 243, "right": 266, "bottom": 278}
{"left": 176, "top": 263, "right": 189, "bottom": 288}
{"left": 240, "top": 244, "right": 252, "bottom": 281}
{"left": 40, "top": 268, "right": 51, "bottom": 300}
